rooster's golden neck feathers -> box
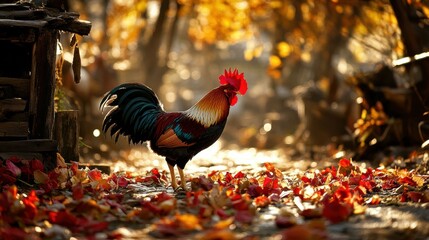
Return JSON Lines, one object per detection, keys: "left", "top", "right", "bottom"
{"left": 185, "top": 86, "right": 230, "bottom": 127}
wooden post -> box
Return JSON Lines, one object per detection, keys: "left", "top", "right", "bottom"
{"left": 54, "top": 110, "right": 79, "bottom": 162}
{"left": 29, "top": 29, "right": 58, "bottom": 139}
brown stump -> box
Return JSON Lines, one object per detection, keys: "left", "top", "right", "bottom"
{"left": 54, "top": 110, "right": 79, "bottom": 162}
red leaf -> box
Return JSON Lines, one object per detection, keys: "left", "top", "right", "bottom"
{"left": 398, "top": 177, "right": 417, "bottom": 186}
{"left": 49, "top": 210, "right": 79, "bottom": 228}
{"left": 72, "top": 184, "right": 84, "bottom": 200}
{"left": 116, "top": 176, "right": 129, "bottom": 187}
{"left": 191, "top": 175, "right": 214, "bottom": 191}
{"left": 231, "top": 194, "right": 250, "bottom": 211}
{"left": 30, "top": 159, "right": 44, "bottom": 172}
{"left": 233, "top": 171, "right": 245, "bottom": 179}
{"left": 406, "top": 191, "right": 428, "bottom": 203}
{"left": 88, "top": 169, "right": 102, "bottom": 181}
{"left": 5, "top": 159, "right": 21, "bottom": 177}
{"left": 22, "top": 190, "right": 39, "bottom": 221}
{"left": 382, "top": 179, "right": 399, "bottom": 190}
{"left": 338, "top": 158, "right": 351, "bottom": 168}
{"left": 186, "top": 190, "right": 203, "bottom": 207}
{"left": 0, "top": 227, "right": 29, "bottom": 239}
{"left": 247, "top": 184, "right": 263, "bottom": 198}
{"left": 151, "top": 168, "right": 160, "bottom": 178}
{"left": 141, "top": 201, "right": 161, "bottom": 215}
{"left": 334, "top": 185, "right": 352, "bottom": 203}
{"left": 234, "top": 210, "right": 253, "bottom": 224}
{"left": 85, "top": 221, "right": 109, "bottom": 233}
{"left": 71, "top": 161, "right": 79, "bottom": 175}
{"left": 0, "top": 169, "right": 16, "bottom": 185}
{"left": 224, "top": 172, "right": 233, "bottom": 183}
{"left": 26, "top": 190, "right": 39, "bottom": 204}
{"left": 215, "top": 208, "right": 230, "bottom": 219}
{"left": 7, "top": 156, "right": 20, "bottom": 163}
{"left": 23, "top": 198, "right": 38, "bottom": 220}
{"left": 262, "top": 177, "right": 281, "bottom": 196}
{"left": 322, "top": 199, "right": 352, "bottom": 223}
{"left": 155, "top": 192, "right": 173, "bottom": 202}
{"left": 359, "top": 179, "right": 375, "bottom": 192}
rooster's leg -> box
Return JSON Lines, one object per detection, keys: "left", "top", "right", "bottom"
{"left": 178, "top": 167, "right": 187, "bottom": 190}
{"left": 167, "top": 164, "right": 178, "bottom": 189}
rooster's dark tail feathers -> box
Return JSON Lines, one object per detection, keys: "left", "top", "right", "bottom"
{"left": 99, "top": 83, "right": 163, "bottom": 143}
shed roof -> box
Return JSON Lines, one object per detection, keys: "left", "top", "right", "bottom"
{"left": 0, "top": 2, "right": 91, "bottom": 35}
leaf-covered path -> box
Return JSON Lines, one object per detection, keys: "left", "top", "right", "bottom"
{"left": 1, "top": 146, "right": 428, "bottom": 239}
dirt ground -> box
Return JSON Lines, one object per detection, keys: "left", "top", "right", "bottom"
{"left": 80, "top": 144, "right": 429, "bottom": 240}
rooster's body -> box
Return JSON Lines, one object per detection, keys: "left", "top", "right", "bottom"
{"left": 100, "top": 69, "right": 247, "bottom": 190}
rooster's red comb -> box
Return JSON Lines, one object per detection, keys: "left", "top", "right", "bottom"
{"left": 219, "top": 68, "right": 248, "bottom": 95}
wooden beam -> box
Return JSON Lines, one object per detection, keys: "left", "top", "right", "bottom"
{"left": 0, "top": 139, "right": 57, "bottom": 152}
{"left": 0, "top": 9, "right": 47, "bottom": 20}
{"left": 0, "top": 122, "right": 28, "bottom": 137}
{"left": 29, "top": 29, "right": 57, "bottom": 139}
{"left": 0, "top": 77, "right": 30, "bottom": 99}
{"left": 0, "top": 98, "right": 27, "bottom": 112}
{"left": 0, "top": 19, "right": 47, "bottom": 29}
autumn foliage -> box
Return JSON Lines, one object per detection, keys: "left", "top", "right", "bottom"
{"left": 0, "top": 155, "right": 428, "bottom": 239}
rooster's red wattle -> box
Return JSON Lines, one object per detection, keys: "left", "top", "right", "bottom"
{"left": 100, "top": 69, "right": 248, "bottom": 190}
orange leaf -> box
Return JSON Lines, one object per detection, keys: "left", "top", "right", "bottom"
{"left": 213, "top": 217, "right": 234, "bottom": 229}
{"left": 199, "top": 229, "right": 237, "bottom": 240}
{"left": 254, "top": 195, "right": 270, "bottom": 208}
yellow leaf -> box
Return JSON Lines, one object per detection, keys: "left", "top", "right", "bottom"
{"left": 34, "top": 170, "right": 49, "bottom": 184}
{"left": 244, "top": 48, "right": 254, "bottom": 61}
{"left": 277, "top": 41, "right": 292, "bottom": 58}
{"left": 269, "top": 55, "right": 282, "bottom": 68}
{"left": 422, "top": 5, "right": 429, "bottom": 18}
{"left": 176, "top": 214, "right": 202, "bottom": 230}
{"left": 57, "top": 153, "right": 67, "bottom": 167}
{"left": 412, "top": 175, "right": 425, "bottom": 187}
{"left": 213, "top": 217, "right": 234, "bottom": 229}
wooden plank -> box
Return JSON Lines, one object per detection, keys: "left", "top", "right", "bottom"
{"left": 0, "top": 19, "right": 47, "bottom": 29}
{"left": 29, "top": 29, "right": 57, "bottom": 139}
{"left": 0, "top": 9, "right": 47, "bottom": 20}
{"left": 4, "top": 112, "right": 27, "bottom": 121}
{"left": 0, "top": 121, "right": 28, "bottom": 137}
{"left": 0, "top": 139, "right": 57, "bottom": 152}
{"left": 0, "top": 27, "right": 36, "bottom": 42}
{"left": 0, "top": 77, "right": 30, "bottom": 99}
{"left": 48, "top": 19, "right": 92, "bottom": 36}
{"left": 0, "top": 99, "right": 26, "bottom": 121}
{"left": 0, "top": 98, "right": 26, "bottom": 112}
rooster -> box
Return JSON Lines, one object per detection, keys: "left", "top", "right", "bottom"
{"left": 100, "top": 69, "right": 247, "bottom": 190}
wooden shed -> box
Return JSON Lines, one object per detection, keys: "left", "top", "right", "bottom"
{"left": 0, "top": 2, "right": 90, "bottom": 170}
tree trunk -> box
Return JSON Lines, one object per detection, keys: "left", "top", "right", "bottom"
{"left": 390, "top": 0, "right": 429, "bottom": 144}
{"left": 390, "top": 0, "right": 429, "bottom": 108}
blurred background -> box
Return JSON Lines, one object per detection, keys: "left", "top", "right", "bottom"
{"left": 54, "top": 0, "right": 429, "bottom": 167}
